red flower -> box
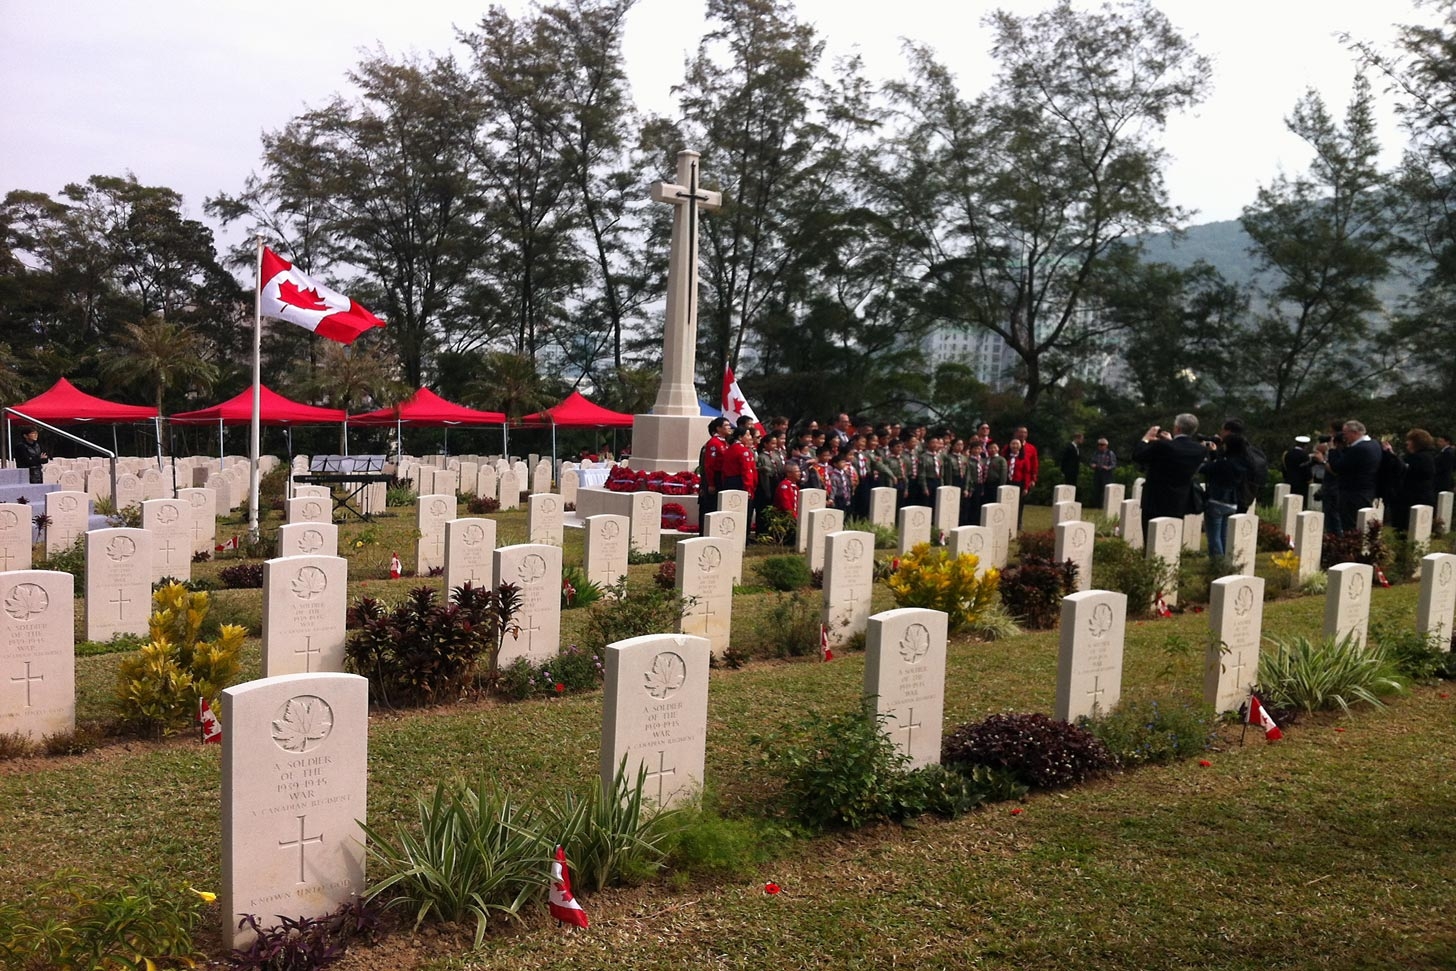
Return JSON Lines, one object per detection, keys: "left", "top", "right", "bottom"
{"left": 555, "top": 683, "right": 565, "bottom": 694}
{"left": 1335, "top": 727, "right": 1345, "bottom": 733}
{"left": 1010, "top": 807, "right": 1023, "bottom": 815}
{"left": 763, "top": 882, "right": 781, "bottom": 894}
{"left": 1441, "top": 693, "right": 1450, "bottom": 699}
{"left": 1198, "top": 760, "right": 1212, "bottom": 767}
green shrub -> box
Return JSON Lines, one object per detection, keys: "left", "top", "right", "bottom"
{"left": 344, "top": 583, "right": 522, "bottom": 707}
{"left": 941, "top": 712, "right": 1113, "bottom": 790}
{"left": 0, "top": 731, "right": 30, "bottom": 761}
{"left": 891, "top": 762, "right": 992, "bottom": 819}
{"left": 664, "top": 806, "right": 778, "bottom": 884}
{"left": 627, "top": 543, "right": 667, "bottom": 564}
{"left": 540, "top": 760, "right": 682, "bottom": 894}
{"left": 845, "top": 517, "right": 898, "bottom": 550}
{"left": 561, "top": 566, "right": 603, "bottom": 610}
{"left": 1255, "top": 633, "right": 1406, "bottom": 714}
{"left": 0, "top": 872, "right": 208, "bottom": 970}
{"left": 76, "top": 632, "right": 147, "bottom": 657}
{"left": 362, "top": 781, "right": 548, "bottom": 948}
{"left": 1371, "top": 621, "right": 1456, "bottom": 683}
{"left": 201, "top": 589, "right": 263, "bottom": 637}
{"left": 1015, "top": 530, "right": 1055, "bottom": 561}
{"left": 963, "top": 604, "right": 1022, "bottom": 642}
{"left": 887, "top": 543, "right": 1001, "bottom": 633}
{"left": 115, "top": 583, "right": 247, "bottom": 736}
{"left": 1092, "top": 538, "right": 1170, "bottom": 618}
{"left": 1084, "top": 695, "right": 1218, "bottom": 768}
{"left": 43, "top": 536, "right": 85, "bottom": 594}
{"left": 745, "top": 592, "right": 822, "bottom": 659}
{"left": 754, "top": 507, "right": 796, "bottom": 546}
{"left": 1389, "top": 534, "right": 1430, "bottom": 584}
{"left": 41, "top": 725, "right": 103, "bottom": 757}
{"left": 230, "top": 897, "right": 381, "bottom": 971}
{"left": 754, "top": 555, "right": 813, "bottom": 591}
{"left": 217, "top": 562, "right": 264, "bottom": 589}
{"left": 582, "top": 579, "right": 686, "bottom": 654}
{"left": 466, "top": 495, "right": 501, "bottom": 515}
{"left": 495, "top": 644, "right": 605, "bottom": 700}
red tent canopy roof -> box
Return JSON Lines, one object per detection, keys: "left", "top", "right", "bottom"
{"left": 7, "top": 377, "right": 158, "bottom": 423}
{"left": 168, "top": 385, "right": 347, "bottom": 426}
{"left": 521, "top": 390, "right": 634, "bottom": 428}
{"left": 349, "top": 387, "right": 506, "bottom": 426}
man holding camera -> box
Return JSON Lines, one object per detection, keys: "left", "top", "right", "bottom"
{"left": 1319, "top": 419, "right": 1381, "bottom": 534}
{"left": 1132, "top": 413, "right": 1207, "bottom": 539}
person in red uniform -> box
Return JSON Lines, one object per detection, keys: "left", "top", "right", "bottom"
{"left": 1014, "top": 426, "right": 1039, "bottom": 493}
{"left": 721, "top": 426, "right": 759, "bottom": 497}
{"left": 698, "top": 417, "right": 731, "bottom": 533}
{"left": 774, "top": 463, "right": 802, "bottom": 517}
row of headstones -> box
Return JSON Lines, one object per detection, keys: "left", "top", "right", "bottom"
{"left": 0, "top": 490, "right": 218, "bottom": 577}
{"left": 393, "top": 456, "right": 551, "bottom": 505}
{"left": 42, "top": 455, "right": 278, "bottom": 516}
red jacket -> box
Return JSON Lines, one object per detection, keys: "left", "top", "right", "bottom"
{"left": 722, "top": 441, "right": 758, "bottom": 495}
{"left": 1019, "top": 440, "right": 1039, "bottom": 486}
{"left": 700, "top": 436, "right": 727, "bottom": 491}
{"left": 775, "top": 478, "right": 800, "bottom": 516}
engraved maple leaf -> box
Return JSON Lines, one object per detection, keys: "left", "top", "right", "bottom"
{"left": 1088, "top": 603, "right": 1115, "bottom": 638}
{"left": 643, "top": 652, "right": 686, "bottom": 699}
{"left": 0, "top": 510, "right": 17, "bottom": 528}
{"left": 518, "top": 554, "right": 547, "bottom": 585}
{"left": 1234, "top": 585, "right": 1254, "bottom": 617}
{"left": 4, "top": 583, "right": 48, "bottom": 622}
{"left": 899, "top": 624, "right": 931, "bottom": 663}
{"left": 272, "top": 698, "right": 332, "bottom": 752}
{"left": 292, "top": 566, "right": 327, "bottom": 600}
{"left": 278, "top": 279, "right": 329, "bottom": 311}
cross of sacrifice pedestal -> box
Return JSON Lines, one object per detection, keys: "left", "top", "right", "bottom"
{"left": 110, "top": 589, "right": 132, "bottom": 620}
{"left": 294, "top": 636, "right": 321, "bottom": 673}
{"left": 644, "top": 750, "right": 678, "bottom": 805}
{"left": 279, "top": 814, "right": 324, "bottom": 883}
{"left": 11, "top": 661, "right": 43, "bottom": 707}
{"left": 894, "top": 707, "right": 924, "bottom": 752}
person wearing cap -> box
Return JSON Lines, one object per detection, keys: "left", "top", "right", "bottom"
{"left": 1283, "top": 435, "right": 1312, "bottom": 502}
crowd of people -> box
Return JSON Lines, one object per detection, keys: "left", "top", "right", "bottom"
{"left": 693, "top": 410, "right": 1456, "bottom": 545}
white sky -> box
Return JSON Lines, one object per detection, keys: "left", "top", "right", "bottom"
{"left": 0, "top": 0, "right": 1434, "bottom": 237}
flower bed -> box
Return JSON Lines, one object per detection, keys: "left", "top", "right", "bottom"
{"left": 605, "top": 467, "right": 699, "bottom": 496}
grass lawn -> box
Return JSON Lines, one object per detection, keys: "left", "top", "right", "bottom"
{"left": 4, "top": 501, "right": 1455, "bottom": 970}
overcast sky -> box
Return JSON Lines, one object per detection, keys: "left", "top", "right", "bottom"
{"left": 0, "top": 0, "right": 1434, "bottom": 240}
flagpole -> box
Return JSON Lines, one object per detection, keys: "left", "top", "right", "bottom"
{"left": 249, "top": 234, "right": 264, "bottom": 540}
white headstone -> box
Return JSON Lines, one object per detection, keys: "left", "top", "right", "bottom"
{"left": 477, "top": 466, "right": 498, "bottom": 504}
{"left": 933, "top": 485, "right": 960, "bottom": 536}
{"left": 1307, "top": 481, "right": 1323, "bottom": 513}
{"left": 1054, "top": 520, "right": 1095, "bottom": 593}
{"left": 45, "top": 491, "right": 89, "bottom": 554}
{"left": 141, "top": 498, "right": 192, "bottom": 582}
{"left": 179, "top": 488, "right": 216, "bottom": 556}
{"left": 1049, "top": 483, "right": 1073, "bottom": 504}
{"left": 600, "top": 633, "right": 711, "bottom": 808}
{"left": 287, "top": 497, "right": 331, "bottom": 526}
{"left": 717, "top": 489, "right": 750, "bottom": 519}
{"left": 496, "top": 470, "right": 520, "bottom": 510}
{"left": 864, "top": 607, "right": 948, "bottom": 769}
{"left": 1053, "top": 590, "right": 1128, "bottom": 722}
{"left": 114, "top": 472, "right": 142, "bottom": 512}
{"left": 0, "top": 504, "right": 33, "bottom": 572}
{"left": 1226, "top": 512, "right": 1258, "bottom": 577}
{"left": 1279, "top": 494, "right": 1303, "bottom": 543}
{"left": 557, "top": 468, "right": 579, "bottom": 508}
{"left": 1182, "top": 512, "right": 1202, "bottom": 552}
{"left": 584, "top": 514, "right": 630, "bottom": 589}
{"left": 1355, "top": 506, "right": 1379, "bottom": 536}
{"left": 444, "top": 518, "right": 496, "bottom": 594}
{"left": 676, "top": 537, "right": 733, "bottom": 657}
{"left": 997, "top": 484, "right": 1021, "bottom": 534}
{"left": 1272, "top": 482, "right": 1290, "bottom": 508}
{"left": 221, "top": 672, "right": 368, "bottom": 947}
{"left": 528, "top": 493, "right": 564, "bottom": 546}
{"left": 978, "top": 502, "right": 1010, "bottom": 568}
{"left": 1416, "top": 553, "right": 1456, "bottom": 650}
{"left": 947, "top": 525, "right": 993, "bottom": 577}
{"left": 85, "top": 528, "right": 152, "bottom": 641}
{"left": 703, "top": 510, "right": 745, "bottom": 587}
{"left": 1131, "top": 477, "right": 1145, "bottom": 502}
{"left": 1146, "top": 517, "right": 1182, "bottom": 607}
{"left": 0, "top": 569, "right": 75, "bottom": 738}
{"left": 493, "top": 544, "right": 562, "bottom": 665}
{"left": 1324, "top": 562, "right": 1372, "bottom": 648}
{"left": 1410, "top": 504, "right": 1434, "bottom": 547}
{"left": 139, "top": 467, "right": 165, "bottom": 500}
{"left": 262, "top": 555, "right": 349, "bottom": 677}
{"left": 897, "top": 505, "right": 932, "bottom": 555}
{"left": 1205, "top": 575, "right": 1264, "bottom": 713}
{"left": 869, "top": 487, "right": 897, "bottom": 529}
{"left": 1052, "top": 500, "right": 1082, "bottom": 527}
{"left": 292, "top": 484, "right": 331, "bottom": 501}
{"left": 57, "top": 469, "right": 83, "bottom": 492}
{"left": 1292, "top": 510, "right": 1323, "bottom": 583}
{"left": 629, "top": 490, "right": 662, "bottom": 555}
{"left": 437, "top": 469, "right": 461, "bottom": 497}
{"left": 823, "top": 530, "right": 875, "bottom": 647}
{"left": 1119, "top": 499, "right": 1143, "bottom": 550}
{"left": 796, "top": 488, "right": 827, "bottom": 553}
{"left": 1102, "top": 483, "right": 1125, "bottom": 522}
{"left": 414, "top": 466, "right": 436, "bottom": 496}
{"left": 1437, "top": 491, "right": 1454, "bottom": 535}
{"left": 805, "top": 507, "right": 845, "bottom": 574}
{"left": 532, "top": 461, "right": 551, "bottom": 496}
{"left": 415, "top": 495, "right": 453, "bottom": 574}
{"left": 277, "top": 523, "right": 339, "bottom": 559}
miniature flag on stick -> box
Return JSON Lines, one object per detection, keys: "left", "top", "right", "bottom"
{"left": 820, "top": 623, "right": 833, "bottom": 662}
{"left": 1154, "top": 592, "right": 1172, "bottom": 618}
{"left": 548, "top": 845, "right": 589, "bottom": 928}
{"left": 1248, "top": 694, "right": 1283, "bottom": 741}
{"left": 259, "top": 247, "right": 384, "bottom": 344}
{"left": 214, "top": 535, "right": 238, "bottom": 552}
{"left": 1375, "top": 566, "right": 1391, "bottom": 588}
{"left": 199, "top": 698, "right": 222, "bottom": 744}
{"left": 389, "top": 553, "right": 402, "bottom": 579}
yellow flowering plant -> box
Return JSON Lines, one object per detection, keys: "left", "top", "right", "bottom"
{"left": 886, "top": 543, "right": 1000, "bottom": 633}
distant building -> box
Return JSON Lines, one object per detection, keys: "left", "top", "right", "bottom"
{"left": 921, "top": 326, "right": 1018, "bottom": 390}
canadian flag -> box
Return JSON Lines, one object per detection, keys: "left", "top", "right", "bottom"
{"left": 1248, "top": 694, "right": 1283, "bottom": 741}
{"left": 259, "top": 247, "right": 384, "bottom": 344}
{"left": 547, "top": 845, "right": 589, "bottom": 928}
{"left": 199, "top": 698, "right": 222, "bottom": 745}
{"left": 820, "top": 623, "right": 833, "bottom": 662}
{"left": 389, "top": 553, "right": 402, "bottom": 580}
{"left": 721, "top": 366, "right": 763, "bottom": 433}
{"left": 214, "top": 535, "right": 238, "bottom": 552}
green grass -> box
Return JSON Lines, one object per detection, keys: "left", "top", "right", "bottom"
{"left": 4, "top": 504, "right": 1456, "bottom": 969}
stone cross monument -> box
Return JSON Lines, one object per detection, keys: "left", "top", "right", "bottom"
{"left": 630, "top": 149, "right": 723, "bottom": 473}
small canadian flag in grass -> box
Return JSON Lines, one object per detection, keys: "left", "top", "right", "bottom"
{"left": 820, "top": 623, "right": 833, "bottom": 662}
{"left": 199, "top": 698, "right": 222, "bottom": 744}
{"left": 548, "top": 845, "right": 588, "bottom": 928}
{"left": 1248, "top": 694, "right": 1283, "bottom": 741}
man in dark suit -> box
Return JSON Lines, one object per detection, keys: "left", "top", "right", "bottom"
{"left": 1435, "top": 433, "right": 1454, "bottom": 495}
{"left": 1326, "top": 419, "right": 1382, "bottom": 533}
{"left": 1132, "top": 413, "right": 1209, "bottom": 539}
{"left": 1059, "top": 433, "right": 1083, "bottom": 501}
{"left": 1283, "top": 435, "right": 1312, "bottom": 502}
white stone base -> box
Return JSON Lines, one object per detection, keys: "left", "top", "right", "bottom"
{"left": 628, "top": 413, "right": 706, "bottom": 473}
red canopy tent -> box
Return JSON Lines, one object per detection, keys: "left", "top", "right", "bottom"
{"left": 169, "top": 385, "right": 348, "bottom": 426}
{"left": 5, "top": 377, "right": 161, "bottom": 474}
{"left": 350, "top": 387, "right": 507, "bottom": 458}
{"left": 520, "top": 391, "right": 634, "bottom": 428}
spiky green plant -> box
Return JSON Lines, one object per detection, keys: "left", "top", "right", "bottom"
{"left": 1255, "top": 634, "right": 1406, "bottom": 715}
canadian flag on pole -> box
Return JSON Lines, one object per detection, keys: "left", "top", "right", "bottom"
{"left": 1248, "top": 694, "right": 1283, "bottom": 741}
{"left": 199, "top": 698, "right": 222, "bottom": 745}
{"left": 721, "top": 366, "right": 763, "bottom": 433}
{"left": 547, "top": 845, "right": 589, "bottom": 928}
{"left": 214, "top": 535, "right": 239, "bottom": 552}
{"left": 259, "top": 247, "right": 385, "bottom": 344}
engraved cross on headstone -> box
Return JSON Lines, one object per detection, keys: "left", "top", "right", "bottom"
{"left": 159, "top": 536, "right": 178, "bottom": 565}
{"left": 294, "top": 635, "right": 321, "bottom": 673}
{"left": 644, "top": 750, "right": 677, "bottom": 804}
{"left": 1087, "top": 675, "right": 1106, "bottom": 712}
{"left": 519, "top": 615, "right": 543, "bottom": 655}
{"left": 0, "top": 546, "right": 14, "bottom": 571}
{"left": 648, "top": 150, "right": 723, "bottom": 417}
{"left": 1225, "top": 649, "right": 1247, "bottom": 689}
{"left": 895, "top": 706, "right": 923, "bottom": 753}
{"left": 110, "top": 589, "right": 131, "bottom": 620}
{"left": 10, "top": 661, "right": 43, "bottom": 707}
{"left": 279, "top": 814, "right": 324, "bottom": 883}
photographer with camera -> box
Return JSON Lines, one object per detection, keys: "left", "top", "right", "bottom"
{"left": 1132, "top": 413, "right": 1207, "bottom": 540}
{"left": 1201, "top": 432, "right": 1248, "bottom": 559}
